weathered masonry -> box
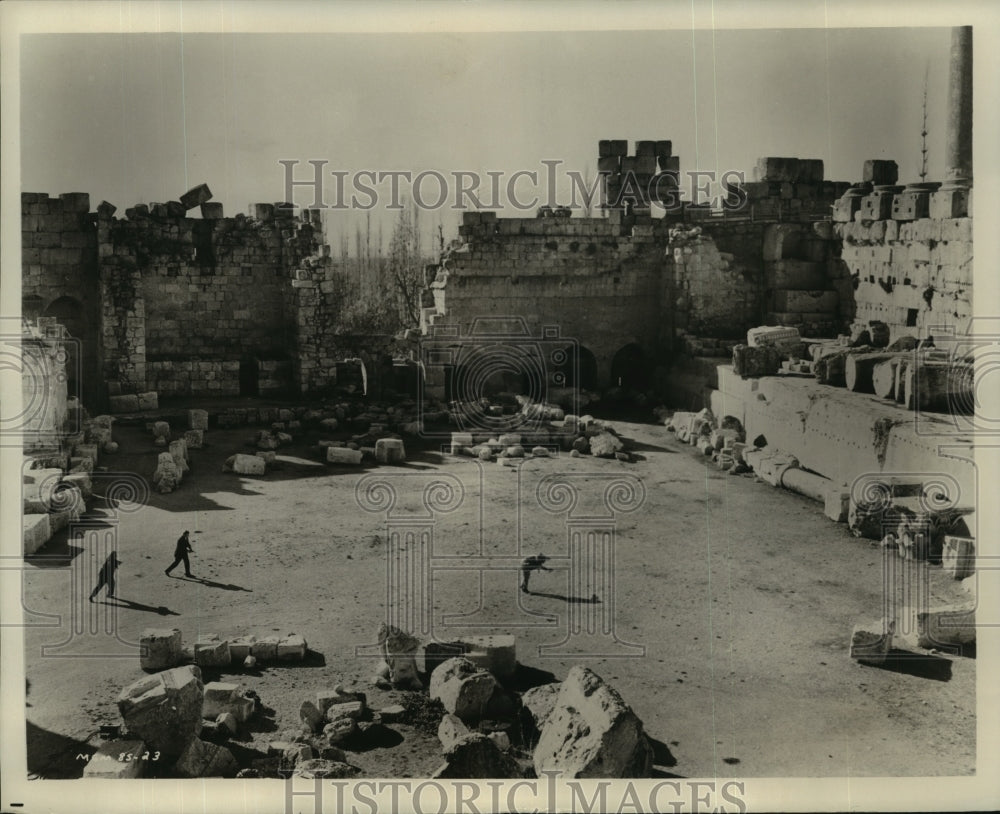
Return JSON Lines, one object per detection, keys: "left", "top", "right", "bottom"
{"left": 21, "top": 189, "right": 409, "bottom": 408}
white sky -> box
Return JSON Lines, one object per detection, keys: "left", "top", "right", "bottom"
{"left": 14, "top": 24, "right": 956, "bottom": 249}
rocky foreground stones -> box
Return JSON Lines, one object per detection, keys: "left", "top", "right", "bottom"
{"left": 429, "top": 657, "right": 498, "bottom": 724}
{"left": 532, "top": 666, "right": 653, "bottom": 778}
{"left": 117, "top": 665, "right": 205, "bottom": 760}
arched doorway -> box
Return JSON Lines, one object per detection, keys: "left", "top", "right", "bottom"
{"left": 610, "top": 343, "right": 648, "bottom": 390}
{"left": 551, "top": 344, "right": 599, "bottom": 392}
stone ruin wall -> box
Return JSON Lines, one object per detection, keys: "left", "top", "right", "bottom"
{"left": 834, "top": 216, "right": 973, "bottom": 344}
{"left": 20, "top": 192, "right": 346, "bottom": 407}
{"left": 422, "top": 211, "right": 670, "bottom": 394}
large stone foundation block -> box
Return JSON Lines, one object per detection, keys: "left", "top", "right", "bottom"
{"left": 374, "top": 438, "right": 406, "bottom": 464}
{"left": 23, "top": 513, "right": 52, "bottom": 555}
{"left": 117, "top": 665, "right": 204, "bottom": 760}
{"left": 327, "top": 447, "right": 363, "bottom": 465}
{"left": 194, "top": 635, "right": 231, "bottom": 667}
{"left": 140, "top": 628, "right": 184, "bottom": 671}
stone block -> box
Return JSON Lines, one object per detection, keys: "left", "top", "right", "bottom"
{"left": 929, "top": 187, "right": 969, "bottom": 219}
{"left": 454, "top": 634, "right": 516, "bottom": 680}
{"left": 152, "top": 452, "right": 180, "bottom": 493}
{"left": 203, "top": 682, "right": 241, "bottom": 718}
{"left": 863, "top": 160, "right": 898, "bottom": 185}
{"left": 256, "top": 450, "right": 276, "bottom": 465}
{"left": 109, "top": 394, "right": 140, "bottom": 414}
{"left": 232, "top": 453, "right": 266, "bottom": 475}
{"left": 117, "top": 665, "right": 204, "bottom": 760}
{"left": 188, "top": 409, "right": 208, "bottom": 430}
{"left": 533, "top": 666, "right": 652, "bottom": 778}
{"left": 429, "top": 657, "right": 498, "bottom": 725}
{"left": 438, "top": 713, "right": 471, "bottom": 752}
{"left": 942, "top": 535, "right": 975, "bottom": 579}
{"left": 152, "top": 421, "right": 171, "bottom": 440}
{"left": 756, "top": 157, "right": 799, "bottom": 182}
{"left": 906, "top": 604, "right": 976, "bottom": 648}
{"left": 140, "top": 628, "right": 184, "bottom": 671}
{"left": 250, "top": 637, "right": 280, "bottom": 661}
{"left": 300, "top": 700, "right": 325, "bottom": 732}
{"left": 327, "top": 447, "right": 363, "bottom": 465}
{"left": 379, "top": 624, "right": 423, "bottom": 690}
{"left": 316, "top": 687, "right": 366, "bottom": 717}
{"left": 432, "top": 732, "right": 522, "bottom": 779}
{"left": 201, "top": 202, "right": 223, "bottom": 219}
{"left": 832, "top": 195, "right": 862, "bottom": 223}
{"left": 520, "top": 683, "right": 562, "bottom": 732}
{"left": 325, "top": 700, "right": 365, "bottom": 723}
{"left": 216, "top": 712, "right": 239, "bottom": 736}
{"left": 194, "top": 635, "right": 231, "bottom": 667}
{"left": 378, "top": 704, "right": 406, "bottom": 724}
{"left": 850, "top": 618, "right": 895, "bottom": 665}
{"left": 184, "top": 429, "right": 204, "bottom": 449}
{"left": 589, "top": 432, "right": 623, "bottom": 458}
{"left": 180, "top": 183, "right": 213, "bottom": 210}
{"left": 137, "top": 391, "right": 159, "bottom": 411}
{"left": 891, "top": 191, "right": 930, "bottom": 221}
{"left": 374, "top": 437, "right": 406, "bottom": 464}
{"left": 174, "top": 738, "right": 238, "bottom": 778}
{"left": 228, "top": 635, "right": 257, "bottom": 661}
{"left": 23, "top": 513, "right": 52, "bottom": 555}
{"left": 59, "top": 191, "right": 91, "bottom": 212}
{"left": 82, "top": 740, "right": 147, "bottom": 779}
{"left": 277, "top": 633, "right": 307, "bottom": 661}
{"left": 70, "top": 456, "right": 94, "bottom": 474}
{"left": 823, "top": 485, "right": 850, "bottom": 523}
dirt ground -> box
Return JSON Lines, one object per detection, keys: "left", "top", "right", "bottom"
{"left": 22, "top": 412, "right": 975, "bottom": 779}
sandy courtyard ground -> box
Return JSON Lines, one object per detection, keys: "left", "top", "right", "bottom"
{"left": 22, "top": 416, "right": 975, "bottom": 779}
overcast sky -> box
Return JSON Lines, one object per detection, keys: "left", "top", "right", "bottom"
{"left": 20, "top": 27, "right": 952, "bottom": 248}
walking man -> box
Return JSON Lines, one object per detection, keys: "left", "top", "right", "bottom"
{"left": 520, "top": 553, "right": 552, "bottom": 593}
{"left": 165, "top": 530, "right": 194, "bottom": 577}
{"left": 89, "top": 551, "right": 121, "bottom": 602}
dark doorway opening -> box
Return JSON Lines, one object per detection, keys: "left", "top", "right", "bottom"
{"left": 610, "top": 343, "right": 648, "bottom": 390}
{"left": 239, "top": 356, "right": 259, "bottom": 397}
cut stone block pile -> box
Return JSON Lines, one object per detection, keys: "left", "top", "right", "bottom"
{"left": 22, "top": 410, "right": 117, "bottom": 554}
{"left": 730, "top": 321, "right": 973, "bottom": 417}
{"left": 139, "top": 627, "right": 307, "bottom": 672}
{"left": 448, "top": 412, "right": 632, "bottom": 464}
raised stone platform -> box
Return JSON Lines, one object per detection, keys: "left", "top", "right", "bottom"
{"left": 708, "top": 365, "right": 975, "bottom": 506}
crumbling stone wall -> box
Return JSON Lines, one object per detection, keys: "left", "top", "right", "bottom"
{"left": 423, "top": 211, "right": 669, "bottom": 393}
{"left": 21, "top": 193, "right": 102, "bottom": 405}
{"left": 670, "top": 223, "right": 766, "bottom": 338}
{"left": 22, "top": 192, "right": 335, "bottom": 405}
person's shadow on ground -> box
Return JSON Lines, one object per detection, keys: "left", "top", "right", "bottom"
{"left": 527, "top": 590, "right": 602, "bottom": 604}
{"left": 177, "top": 576, "right": 253, "bottom": 592}
{"left": 100, "top": 597, "right": 180, "bottom": 616}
